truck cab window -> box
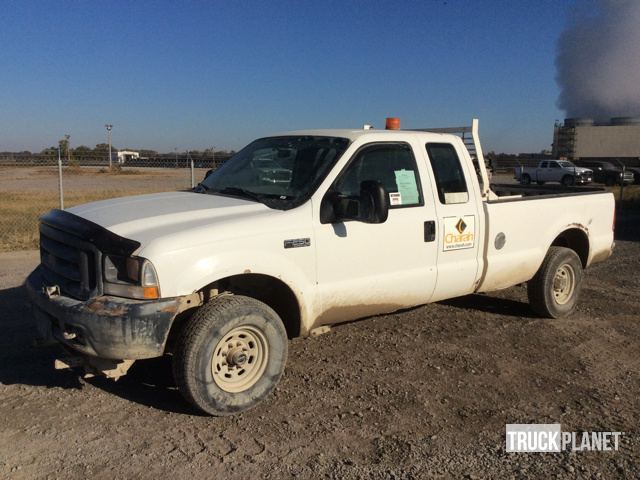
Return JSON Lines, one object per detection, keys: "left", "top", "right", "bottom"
{"left": 550, "top": 162, "right": 560, "bottom": 168}
{"left": 333, "top": 143, "right": 423, "bottom": 208}
{"left": 426, "top": 143, "right": 469, "bottom": 204}
{"left": 540, "top": 161, "right": 548, "bottom": 168}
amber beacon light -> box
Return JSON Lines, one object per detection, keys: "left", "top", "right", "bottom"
{"left": 385, "top": 117, "right": 401, "bottom": 130}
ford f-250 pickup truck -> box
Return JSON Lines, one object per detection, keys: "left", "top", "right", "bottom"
{"left": 514, "top": 159, "right": 593, "bottom": 186}
{"left": 26, "top": 118, "right": 615, "bottom": 416}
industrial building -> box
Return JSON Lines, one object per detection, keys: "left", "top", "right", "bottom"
{"left": 552, "top": 117, "right": 640, "bottom": 164}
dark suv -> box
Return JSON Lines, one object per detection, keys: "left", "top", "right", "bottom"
{"left": 576, "top": 161, "right": 634, "bottom": 186}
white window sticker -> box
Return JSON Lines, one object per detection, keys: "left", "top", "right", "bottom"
{"left": 389, "top": 192, "right": 402, "bottom": 206}
{"left": 443, "top": 215, "right": 475, "bottom": 251}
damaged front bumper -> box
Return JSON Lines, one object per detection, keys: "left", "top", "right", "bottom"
{"left": 26, "top": 267, "right": 181, "bottom": 360}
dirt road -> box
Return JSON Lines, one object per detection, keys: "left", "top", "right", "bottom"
{"left": 1, "top": 226, "right": 638, "bottom": 478}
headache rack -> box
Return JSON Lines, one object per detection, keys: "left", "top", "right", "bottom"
{"left": 408, "top": 118, "right": 491, "bottom": 200}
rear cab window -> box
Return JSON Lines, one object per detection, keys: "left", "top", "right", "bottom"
{"left": 425, "top": 143, "right": 469, "bottom": 204}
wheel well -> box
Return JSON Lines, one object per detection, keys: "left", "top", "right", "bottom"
{"left": 203, "top": 274, "right": 301, "bottom": 339}
{"left": 551, "top": 228, "right": 589, "bottom": 268}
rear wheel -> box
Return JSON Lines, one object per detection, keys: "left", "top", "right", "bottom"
{"left": 521, "top": 174, "right": 531, "bottom": 185}
{"left": 527, "top": 247, "right": 583, "bottom": 318}
{"left": 173, "top": 295, "right": 288, "bottom": 415}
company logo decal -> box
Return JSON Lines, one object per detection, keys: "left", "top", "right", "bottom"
{"left": 443, "top": 216, "right": 475, "bottom": 251}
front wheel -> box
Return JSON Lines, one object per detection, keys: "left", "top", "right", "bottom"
{"left": 173, "top": 295, "right": 288, "bottom": 415}
{"left": 527, "top": 247, "right": 583, "bottom": 318}
{"left": 561, "top": 175, "right": 575, "bottom": 187}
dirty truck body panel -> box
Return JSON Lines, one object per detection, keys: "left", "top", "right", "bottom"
{"left": 27, "top": 123, "right": 615, "bottom": 361}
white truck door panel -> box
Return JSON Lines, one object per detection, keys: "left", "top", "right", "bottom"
{"left": 313, "top": 141, "right": 438, "bottom": 325}
{"left": 423, "top": 141, "right": 481, "bottom": 302}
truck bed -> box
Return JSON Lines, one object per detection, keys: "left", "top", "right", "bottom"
{"left": 477, "top": 185, "right": 614, "bottom": 292}
{"left": 489, "top": 183, "right": 606, "bottom": 202}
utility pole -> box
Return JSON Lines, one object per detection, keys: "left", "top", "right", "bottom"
{"left": 105, "top": 124, "right": 113, "bottom": 169}
{"left": 64, "top": 134, "right": 70, "bottom": 164}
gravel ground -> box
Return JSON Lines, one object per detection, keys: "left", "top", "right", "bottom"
{"left": 0, "top": 218, "right": 638, "bottom": 479}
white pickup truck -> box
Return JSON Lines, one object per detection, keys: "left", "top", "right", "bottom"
{"left": 514, "top": 159, "right": 593, "bottom": 186}
{"left": 27, "top": 119, "right": 615, "bottom": 415}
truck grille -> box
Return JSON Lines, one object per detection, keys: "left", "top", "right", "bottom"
{"left": 39, "top": 223, "right": 101, "bottom": 300}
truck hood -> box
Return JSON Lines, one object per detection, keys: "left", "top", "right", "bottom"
{"left": 67, "top": 191, "right": 273, "bottom": 248}
{"left": 574, "top": 167, "right": 593, "bottom": 174}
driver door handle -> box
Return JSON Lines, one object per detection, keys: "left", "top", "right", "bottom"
{"left": 424, "top": 221, "right": 436, "bottom": 242}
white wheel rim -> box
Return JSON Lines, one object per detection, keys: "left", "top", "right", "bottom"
{"left": 552, "top": 264, "right": 576, "bottom": 305}
{"left": 211, "top": 325, "right": 269, "bottom": 393}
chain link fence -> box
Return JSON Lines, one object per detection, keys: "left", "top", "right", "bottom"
{"left": 0, "top": 152, "right": 232, "bottom": 252}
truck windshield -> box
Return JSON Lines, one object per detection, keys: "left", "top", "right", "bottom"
{"left": 199, "top": 136, "right": 350, "bottom": 209}
{"left": 557, "top": 161, "right": 575, "bottom": 168}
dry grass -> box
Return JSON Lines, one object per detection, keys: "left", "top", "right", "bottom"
{"left": 2, "top": 184, "right": 638, "bottom": 253}
{"left": 0, "top": 189, "right": 162, "bottom": 252}
{"left": 607, "top": 184, "right": 640, "bottom": 211}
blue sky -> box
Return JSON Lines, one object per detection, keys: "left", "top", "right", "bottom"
{"left": 0, "top": 0, "right": 576, "bottom": 153}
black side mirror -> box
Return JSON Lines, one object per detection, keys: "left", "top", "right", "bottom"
{"left": 320, "top": 181, "right": 389, "bottom": 224}
{"left": 358, "top": 180, "right": 389, "bottom": 224}
{"left": 320, "top": 191, "right": 339, "bottom": 224}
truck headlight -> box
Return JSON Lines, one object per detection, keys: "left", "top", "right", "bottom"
{"left": 103, "top": 255, "right": 161, "bottom": 299}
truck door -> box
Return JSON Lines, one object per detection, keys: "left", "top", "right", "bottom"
{"left": 539, "top": 161, "right": 548, "bottom": 182}
{"left": 548, "top": 161, "right": 561, "bottom": 182}
{"left": 313, "top": 141, "right": 438, "bottom": 324}
{"left": 423, "top": 142, "right": 481, "bottom": 301}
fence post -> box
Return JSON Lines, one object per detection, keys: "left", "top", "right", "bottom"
{"left": 57, "top": 147, "right": 64, "bottom": 210}
{"left": 190, "top": 155, "right": 195, "bottom": 189}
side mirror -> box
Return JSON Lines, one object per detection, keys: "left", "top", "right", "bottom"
{"left": 319, "top": 181, "right": 389, "bottom": 224}
{"left": 359, "top": 180, "right": 389, "bottom": 224}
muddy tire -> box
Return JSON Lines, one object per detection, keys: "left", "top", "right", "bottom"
{"left": 173, "top": 295, "right": 288, "bottom": 416}
{"left": 521, "top": 174, "right": 531, "bottom": 185}
{"left": 527, "top": 247, "right": 583, "bottom": 318}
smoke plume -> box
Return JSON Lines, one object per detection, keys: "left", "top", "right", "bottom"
{"left": 555, "top": 0, "right": 640, "bottom": 120}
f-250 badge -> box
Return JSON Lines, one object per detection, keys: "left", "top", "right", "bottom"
{"left": 284, "top": 238, "right": 311, "bottom": 249}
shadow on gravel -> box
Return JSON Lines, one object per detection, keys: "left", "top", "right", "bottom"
{"left": 614, "top": 209, "right": 640, "bottom": 242}
{"left": 86, "top": 356, "right": 204, "bottom": 416}
{"left": 440, "top": 293, "right": 539, "bottom": 319}
{"left": 0, "top": 285, "right": 81, "bottom": 388}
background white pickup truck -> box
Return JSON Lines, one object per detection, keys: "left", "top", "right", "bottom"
{"left": 514, "top": 159, "right": 593, "bottom": 186}
{"left": 27, "top": 119, "right": 615, "bottom": 415}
